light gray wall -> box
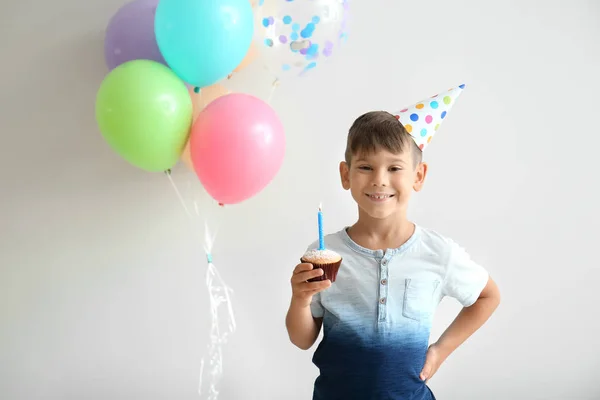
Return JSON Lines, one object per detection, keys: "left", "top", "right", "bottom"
{"left": 1, "top": 0, "right": 599, "bottom": 399}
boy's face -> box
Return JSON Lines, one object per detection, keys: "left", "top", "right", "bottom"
{"left": 339, "top": 147, "right": 427, "bottom": 220}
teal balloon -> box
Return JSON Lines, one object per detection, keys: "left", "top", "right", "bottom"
{"left": 155, "top": 0, "right": 254, "bottom": 88}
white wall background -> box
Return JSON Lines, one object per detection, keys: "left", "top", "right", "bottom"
{"left": 2, "top": 0, "right": 600, "bottom": 399}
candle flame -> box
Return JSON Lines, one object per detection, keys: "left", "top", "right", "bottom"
{"left": 319, "top": 202, "right": 322, "bottom": 212}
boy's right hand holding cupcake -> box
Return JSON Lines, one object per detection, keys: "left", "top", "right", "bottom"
{"left": 290, "top": 263, "right": 331, "bottom": 308}
{"left": 286, "top": 263, "right": 331, "bottom": 350}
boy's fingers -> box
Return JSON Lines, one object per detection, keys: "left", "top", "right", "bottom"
{"left": 420, "top": 364, "right": 431, "bottom": 381}
{"left": 293, "top": 263, "right": 314, "bottom": 274}
{"left": 293, "top": 281, "right": 331, "bottom": 299}
{"left": 292, "top": 268, "right": 323, "bottom": 283}
{"left": 305, "top": 279, "right": 331, "bottom": 292}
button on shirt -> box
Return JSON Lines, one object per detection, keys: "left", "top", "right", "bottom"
{"left": 308, "top": 225, "right": 489, "bottom": 400}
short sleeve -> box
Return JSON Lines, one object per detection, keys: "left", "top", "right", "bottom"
{"left": 442, "top": 240, "right": 489, "bottom": 307}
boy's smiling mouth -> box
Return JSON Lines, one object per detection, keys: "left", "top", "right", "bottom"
{"left": 365, "top": 193, "right": 395, "bottom": 201}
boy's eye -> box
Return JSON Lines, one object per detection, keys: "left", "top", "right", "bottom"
{"left": 358, "top": 165, "right": 372, "bottom": 170}
{"left": 390, "top": 167, "right": 402, "bottom": 172}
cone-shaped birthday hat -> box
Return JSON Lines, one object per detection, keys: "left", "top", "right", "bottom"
{"left": 392, "top": 84, "right": 465, "bottom": 151}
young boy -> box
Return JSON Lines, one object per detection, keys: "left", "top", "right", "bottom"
{"left": 285, "top": 85, "right": 501, "bottom": 400}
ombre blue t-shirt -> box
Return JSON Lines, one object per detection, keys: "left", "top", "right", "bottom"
{"left": 308, "top": 225, "right": 489, "bottom": 400}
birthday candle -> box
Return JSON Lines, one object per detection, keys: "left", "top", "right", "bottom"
{"left": 318, "top": 203, "right": 325, "bottom": 250}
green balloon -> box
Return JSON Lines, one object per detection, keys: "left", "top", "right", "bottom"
{"left": 96, "top": 60, "right": 193, "bottom": 172}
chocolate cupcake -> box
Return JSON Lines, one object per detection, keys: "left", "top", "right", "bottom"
{"left": 301, "top": 249, "right": 342, "bottom": 283}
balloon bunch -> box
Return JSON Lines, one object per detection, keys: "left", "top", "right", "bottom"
{"left": 96, "top": 0, "right": 349, "bottom": 205}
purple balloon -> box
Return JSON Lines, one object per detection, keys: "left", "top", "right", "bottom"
{"left": 104, "top": 0, "right": 167, "bottom": 70}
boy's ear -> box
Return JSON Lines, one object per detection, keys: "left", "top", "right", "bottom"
{"left": 413, "top": 162, "right": 428, "bottom": 192}
{"left": 339, "top": 161, "right": 350, "bottom": 190}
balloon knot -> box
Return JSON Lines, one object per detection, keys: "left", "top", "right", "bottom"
{"left": 194, "top": 87, "right": 200, "bottom": 93}
{"left": 164, "top": 169, "right": 172, "bottom": 175}
{"left": 206, "top": 253, "right": 213, "bottom": 264}
{"left": 218, "top": 203, "right": 225, "bottom": 207}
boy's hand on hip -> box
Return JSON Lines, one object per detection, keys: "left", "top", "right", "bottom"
{"left": 290, "top": 263, "right": 331, "bottom": 308}
{"left": 420, "top": 343, "right": 447, "bottom": 383}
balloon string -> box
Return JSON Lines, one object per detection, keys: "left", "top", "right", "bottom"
{"left": 198, "top": 223, "right": 236, "bottom": 400}
{"left": 267, "top": 78, "right": 280, "bottom": 105}
{"left": 165, "top": 169, "right": 193, "bottom": 218}
{"left": 166, "top": 172, "right": 235, "bottom": 400}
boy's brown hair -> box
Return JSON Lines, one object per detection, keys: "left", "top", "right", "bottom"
{"left": 344, "top": 111, "right": 422, "bottom": 167}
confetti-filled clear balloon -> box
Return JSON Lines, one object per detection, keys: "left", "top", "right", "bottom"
{"left": 254, "top": 0, "right": 350, "bottom": 80}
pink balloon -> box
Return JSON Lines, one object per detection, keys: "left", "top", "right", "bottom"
{"left": 190, "top": 93, "right": 285, "bottom": 205}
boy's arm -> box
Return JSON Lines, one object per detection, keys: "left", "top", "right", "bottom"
{"left": 286, "top": 299, "right": 323, "bottom": 350}
{"left": 286, "top": 262, "right": 330, "bottom": 350}
{"left": 436, "top": 276, "right": 500, "bottom": 355}
{"left": 421, "top": 277, "right": 501, "bottom": 381}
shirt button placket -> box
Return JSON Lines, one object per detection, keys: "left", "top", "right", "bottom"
{"left": 378, "top": 257, "right": 389, "bottom": 322}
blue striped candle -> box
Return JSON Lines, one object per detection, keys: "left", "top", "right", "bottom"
{"left": 318, "top": 203, "right": 325, "bottom": 250}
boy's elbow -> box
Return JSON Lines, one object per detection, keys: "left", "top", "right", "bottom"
{"left": 289, "top": 336, "right": 314, "bottom": 350}
{"left": 295, "top": 342, "right": 312, "bottom": 351}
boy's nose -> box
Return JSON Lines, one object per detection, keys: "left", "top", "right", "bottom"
{"left": 371, "top": 170, "right": 388, "bottom": 186}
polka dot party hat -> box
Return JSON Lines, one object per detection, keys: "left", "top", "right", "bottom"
{"left": 393, "top": 84, "right": 466, "bottom": 151}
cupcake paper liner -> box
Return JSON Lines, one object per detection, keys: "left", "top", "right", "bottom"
{"left": 300, "top": 258, "right": 342, "bottom": 283}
